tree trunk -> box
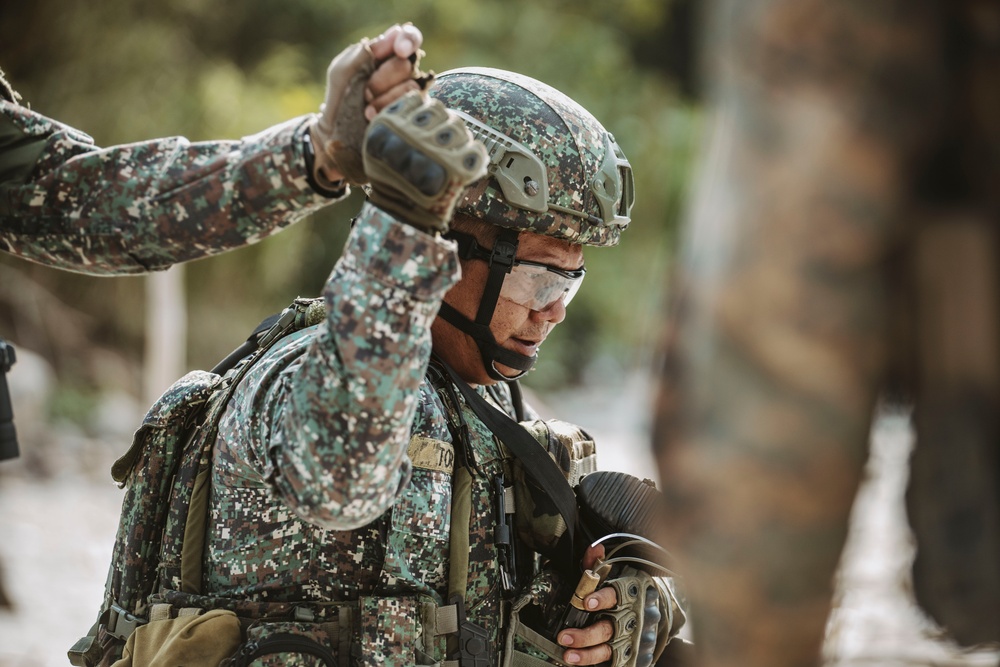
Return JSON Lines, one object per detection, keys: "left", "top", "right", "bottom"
{"left": 651, "top": 0, "right": 1000, "bottom": 663}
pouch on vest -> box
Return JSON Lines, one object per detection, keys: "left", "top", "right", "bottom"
{"left": 509, "top": 420, "right": 597, "bottom": 559}
{"left": 111, "top": 608, "right": 242, "bottom": 667}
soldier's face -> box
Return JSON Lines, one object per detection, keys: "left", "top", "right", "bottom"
{"left": 432, "top": 231, "right": 583, "bottom": 385}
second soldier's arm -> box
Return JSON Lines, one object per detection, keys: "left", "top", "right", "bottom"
{"left": 0, "top": 24, "right": 423, "bottom": 276}
{"left": 0, "top": 105, "right": 335, "bottom": 275}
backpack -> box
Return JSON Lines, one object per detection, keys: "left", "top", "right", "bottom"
{"left": 68, "top": 297, "right": 327, "bottom": 667}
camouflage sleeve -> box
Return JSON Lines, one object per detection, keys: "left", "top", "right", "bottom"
{"left": 0, "top": 100, "right": 344, "bottom": 275}
{"left": 225, "top": 202, "right": 460, "bottom": 531}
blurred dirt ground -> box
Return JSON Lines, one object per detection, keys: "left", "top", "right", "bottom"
{"left": 0, "top": 378, "right": 998, "bottom": 666}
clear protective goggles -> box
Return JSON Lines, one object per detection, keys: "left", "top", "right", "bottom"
{"left": 500, "top": 259, "right": 586, "bottom": 311}
{"left": 447, "top": 230, "right": 586, "bottom": 312}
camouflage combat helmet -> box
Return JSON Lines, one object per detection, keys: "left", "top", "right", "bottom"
{"left": 429, "top": 68, "right": 634, "bottom": 381}
{"left": 431, "top": 67, "right": 633, "bottom": 247}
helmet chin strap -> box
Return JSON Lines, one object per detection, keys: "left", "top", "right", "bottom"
{"left": 437, "top": 303, "right": 536, "bottom": 381}
{"left": 438, "top": 227, "right": 536, "bottom": 382}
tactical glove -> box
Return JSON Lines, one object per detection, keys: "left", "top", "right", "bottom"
{"left": 599, "top": 567, "right": 685, "bottom": 667}
{"left": 362, "top": 91, "right": 488, "bottom": 233}
{"left": 311, "top": 33, "right": 430, "bottom": 186}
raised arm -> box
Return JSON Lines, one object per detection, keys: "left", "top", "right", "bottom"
{"left": 221, "top": 91, "right": 487, "bottom": 530}
{"left": 0, "top": 104, "right": 335, "bottom": 275}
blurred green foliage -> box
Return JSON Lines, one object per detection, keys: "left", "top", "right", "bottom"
{"left": 0, "top": 0, "right": 701, "bottom": 393}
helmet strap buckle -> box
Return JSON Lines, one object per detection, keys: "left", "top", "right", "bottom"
{"left": 474, "top": 228, "right": 519, "bottom": 326}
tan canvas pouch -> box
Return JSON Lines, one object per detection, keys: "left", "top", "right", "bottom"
{"left": 111, "top": 608, "right": 242, "bottom": 667}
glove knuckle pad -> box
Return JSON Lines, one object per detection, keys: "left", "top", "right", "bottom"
{"left": 601, "top": 609, "right": 638, "bottom": 637}
{"left": 601, "top": 569, "right": 664, "bottom": 667}
{"left": 608, "top": 636, "right": 635, "bottom": 667}
{"left": 363, "top": 91, "right": 487, "bottom": 232}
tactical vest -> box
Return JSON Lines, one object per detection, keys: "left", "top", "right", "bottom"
{"left": 70, "top": 297, "right": 595, "bottom": 667}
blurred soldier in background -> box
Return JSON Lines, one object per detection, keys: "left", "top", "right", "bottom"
{"left": 655, "top": 0, "right": 1000, "bottom": 665}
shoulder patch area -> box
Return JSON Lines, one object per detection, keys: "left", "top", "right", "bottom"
{"left": 407, "top": 435, "right": 455, "bottom": 474}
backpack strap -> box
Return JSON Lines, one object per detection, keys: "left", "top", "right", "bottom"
{"left": 436, "top": 360, "right": 578, "bottom": 565}
{"left": 180, "top": 297, "right": 326, "bottom": 593}
{"left": 210, "top": 297, "right": 327, "bottom": 375}
{"left": 209, "top": 314, "right": 283, "bottom": 375}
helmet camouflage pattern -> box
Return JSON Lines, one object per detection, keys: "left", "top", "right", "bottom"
{"left": 430, "top": 67, "right": 633, "bottom": 247}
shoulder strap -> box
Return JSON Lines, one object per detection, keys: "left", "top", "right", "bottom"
{"left": 507, "top": 380, "right": 526, "bottom": 423}
{"left": 209, "top": 313, "right": 283, "bottom": 375}
{"left": 209, "top": 297, "right": 325, "bottom": 376}
{"left": 436, "top": 360, "right": 577, "bottom": 554}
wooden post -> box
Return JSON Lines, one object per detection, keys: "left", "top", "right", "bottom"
{"left": 144, "top": 265, "right": 186, "bottom": 405}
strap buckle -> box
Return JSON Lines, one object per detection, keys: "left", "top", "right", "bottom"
{"left": 105, "top": 603, "right": 148, "bottom": 641}
{"left": 447, "top": 594, "right": 491, "bottom": 667}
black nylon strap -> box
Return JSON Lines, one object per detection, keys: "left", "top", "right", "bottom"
{"left": 209, "top": 312, "right": 284, "bottom": 375}
{"left": 437, "top": 361, "right": 577, "bottom": 551}
{"left": 436, "top": 303, "right": 535, "bottom": 375}
{"left": 473, "top": 228, "right": 518, "bottom": 326}
{"left": 505, "top": 380, "right": 526, "bottom": 423}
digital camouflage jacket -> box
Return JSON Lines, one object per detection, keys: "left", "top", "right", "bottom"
{"left": 0, "top": 99, "right": 341, "bottom": 275}
{"left": 202, "top": 204, "right": 597, "bottom": 663}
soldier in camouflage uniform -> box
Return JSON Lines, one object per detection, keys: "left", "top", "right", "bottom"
{"left": 132, "top": 68, "right": 684, "bottom": 666}
{"left": 0, "top": 24, "right": 424, "bottom": 276}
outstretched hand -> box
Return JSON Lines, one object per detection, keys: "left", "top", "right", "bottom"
{"left": 363, "top": 23, "right": 425, "bottom": 120}
{"left": 310, "top": 23, "right": 428, "bottom": 187}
